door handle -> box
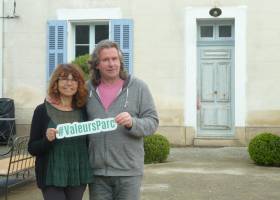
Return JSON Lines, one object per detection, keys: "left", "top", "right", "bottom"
{"left": 214, "top": 91, "right": 218, "bottom": 95}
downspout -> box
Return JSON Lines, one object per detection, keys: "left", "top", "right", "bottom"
{"left": 0, "top": 0, "right": 4, "bottom": 97}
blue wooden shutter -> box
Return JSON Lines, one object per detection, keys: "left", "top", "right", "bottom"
{"left": 47, "top": 20, "right": 67, "bottom": 79}
{"left": 110, "top": 19, "right": 133, "bottom": 74}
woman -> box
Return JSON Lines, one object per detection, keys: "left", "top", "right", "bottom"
{"left": 28, "top": 64, "right": 92, "bottom": 200}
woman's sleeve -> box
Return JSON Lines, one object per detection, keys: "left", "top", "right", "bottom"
{"left": 28, "top": 105, "right": 53, "bottom": 156}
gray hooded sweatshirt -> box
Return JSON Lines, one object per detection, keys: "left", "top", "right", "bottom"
{"left": 87, "top": 75, "right": 159, "bottom": 176}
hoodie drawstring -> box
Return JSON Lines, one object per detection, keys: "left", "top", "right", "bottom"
{"left": 124, "top": 88, "right": 129, "bottom": 108}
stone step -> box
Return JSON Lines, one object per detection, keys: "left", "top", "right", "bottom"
{"left": 193, "top": 137, "right": 244, "bottom": 147}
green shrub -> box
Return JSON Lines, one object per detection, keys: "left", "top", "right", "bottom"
{"left": 144, "top": 133, "right": 170, "bottom": 164}
{"left": 248, "top": 133, "right": 280, "bottom": 166}
{"left": 72, "top": 54, "right": 90, "bottom": 79}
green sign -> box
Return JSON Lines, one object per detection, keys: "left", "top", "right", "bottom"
{"left": 56, "top": 118, "right": 117, "bottom": 139}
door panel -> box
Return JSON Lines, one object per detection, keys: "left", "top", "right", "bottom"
{"left": 216, "top": 61, "right": 230, "bottom": 101}
{"left": 217, "top": 105, "right": 231, "bottom": 128}
{"left": 201, "top": 105, "right": 216, "bottom": 128}
{"left": 200, "top": 102, "right": 231, "bottom": 129}
{"left": 201, "top": 62, "right": 215, "bottom": 101}
{"left": 198, "top": 47, "right": 233, "bottom": 135}
{"left": 201, "top": 49, "right": 231, "bottom": 59}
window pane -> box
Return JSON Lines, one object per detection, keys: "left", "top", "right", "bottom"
{"left": 95, "top": 25, "right": 109, "bottom": 44}
{"left": 76, "top": 25, "right": 89, "bottom": 44}
{"left": 200, "top": 26, "right": 213, "bottom": 38}
{"left": 219, "top": 25, "right": 232, "bottom": 37}
{"left": 76, "top": 46, "right": 89, "bottom": 57}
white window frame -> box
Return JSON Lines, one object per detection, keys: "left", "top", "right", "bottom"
{"left": 56, "top": 8, "right": 122, "bottom": 62}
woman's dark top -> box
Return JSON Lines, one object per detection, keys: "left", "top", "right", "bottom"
{"left": 28, "top": 101, "right": 92, "bottom": 189}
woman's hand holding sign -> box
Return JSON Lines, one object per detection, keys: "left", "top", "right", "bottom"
{"left": 46, "top": 128, "right": 57, "bottom": 141}
{"left": 115, "top": 112, "right": 133, "bottom": 129}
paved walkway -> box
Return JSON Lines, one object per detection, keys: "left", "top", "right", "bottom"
{"left": 1, "top": 147, "right": 280, "bottom": 200}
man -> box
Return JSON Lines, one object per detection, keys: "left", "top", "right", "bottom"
{"left": 87, "top": 40, "right": 159, "bottom": 200}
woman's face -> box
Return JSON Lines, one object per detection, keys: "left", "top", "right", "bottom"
{"left": 57, "top": 73, "right": 78, "bottom": 98}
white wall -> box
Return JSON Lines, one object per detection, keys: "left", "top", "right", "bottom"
{"left": 0, "top": 0, "right": 3, "bottom": 97}
{"left": 3, "top": 0, "right": 280, "bottom": 131}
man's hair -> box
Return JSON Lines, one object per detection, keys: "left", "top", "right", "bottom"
{"left": 88, "top": 40, "right": 128, "bottom": 86}
{"left": 48, "top": 64, "right": 88, "bottom": 108}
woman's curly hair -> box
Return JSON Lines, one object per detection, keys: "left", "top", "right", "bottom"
{"left": 48, "top": 64, "right": 88, "bottom": 108}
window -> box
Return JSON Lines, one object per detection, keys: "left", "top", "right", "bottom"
{"left": 47, "top": 19, "right": 133, "bottom": 79}
{"left": 75, "top": 25, "right": 89, "bottom": 57}
{"left": 200, "top": 26, "right": 214, "bottom": 38}
{"left": 198, "top": 20, "right": 234, "bottom": 41}
{"left": 219, "top": 25, "right": 232, "bottom": 38}
{"left": 74, "top": 23, "right": 109, "bottom": 57}
{"left": 95, "top": 25, "right": 109, "bottom": 44}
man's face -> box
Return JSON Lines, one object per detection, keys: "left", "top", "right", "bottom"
{"left": 97, "top": 47, "right": 121, "bottom": 81}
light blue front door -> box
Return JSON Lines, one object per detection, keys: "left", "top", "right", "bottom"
{"left": 197, "top": 20, "right": 234, "bottom": 136}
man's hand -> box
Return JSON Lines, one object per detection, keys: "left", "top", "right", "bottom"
{"left": 115, "top": 112, "right": 133, "bottom": 128}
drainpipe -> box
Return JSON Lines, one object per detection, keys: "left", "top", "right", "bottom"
{"left": 0, "top": 0, "right": 3, "bottom": 97}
